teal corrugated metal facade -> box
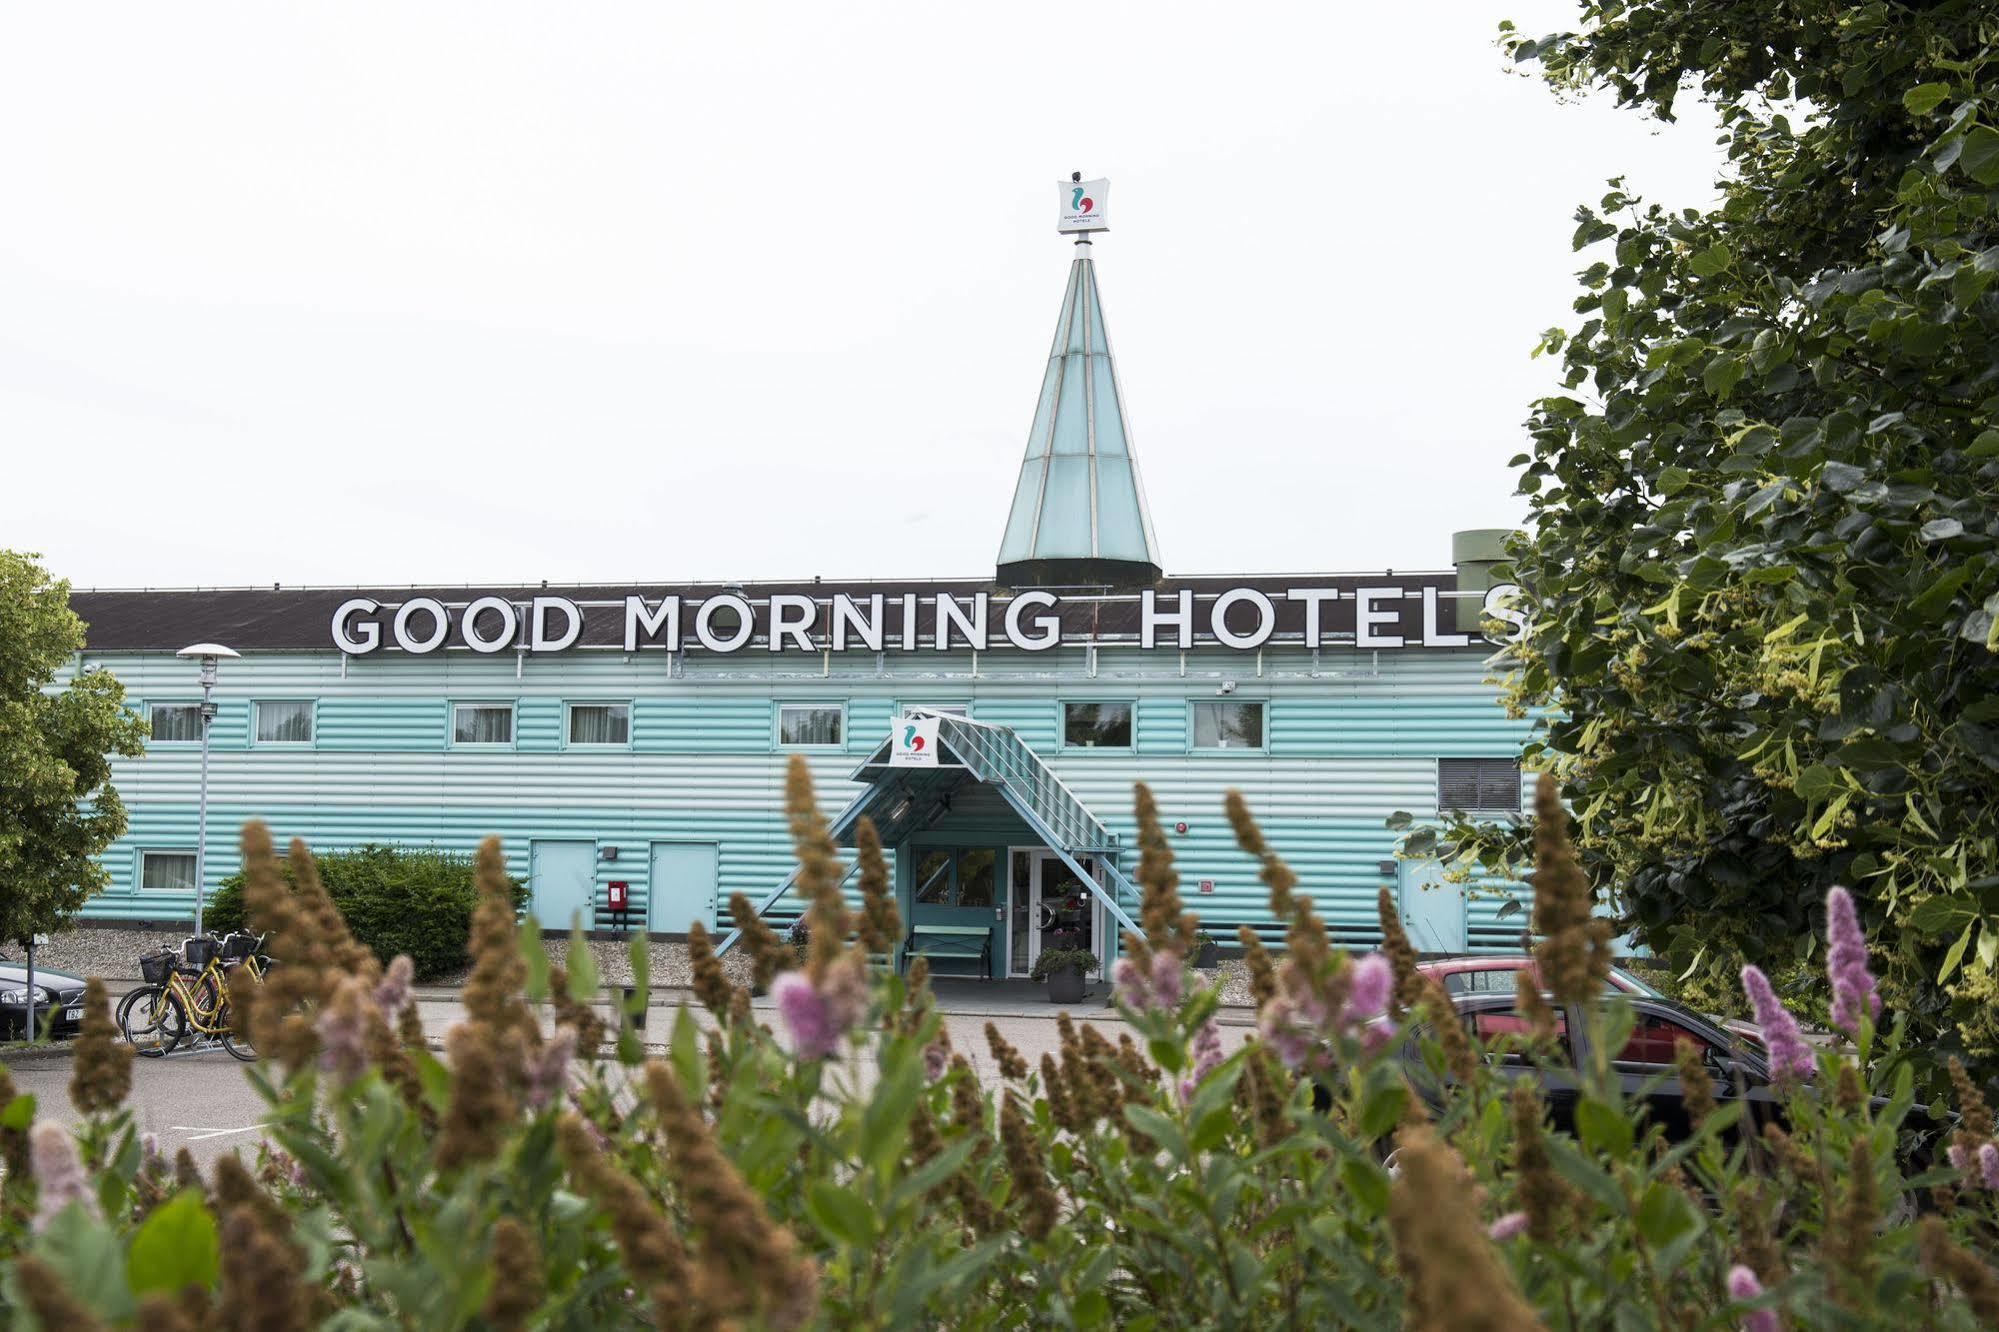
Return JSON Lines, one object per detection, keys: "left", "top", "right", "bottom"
{"left": 74, "top": 637, "right": 1531, "bottom": 949}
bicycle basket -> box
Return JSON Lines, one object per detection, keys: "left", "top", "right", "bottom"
{"left": 183, "top": 935, "right": 219, "bottom": 968}
{"left": 220, "top": 932, "right": 255, "bottom": 961}
{"left": 139, "top": 950, "right": 174, "bottom": 985}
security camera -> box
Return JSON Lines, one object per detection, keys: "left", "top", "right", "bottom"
{"left": 1218, "top": 680, "right": 1237, "bottom": 695}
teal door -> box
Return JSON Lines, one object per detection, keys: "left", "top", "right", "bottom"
{"left": 1397, "top": 859, "right": 1467, "bottom": 953}
{"left": 530, "top": 840, "right": 597, "bottom": 931}
{"left": 648, "top": 842, "right": 719, "bottom": 933}
{"left": 909, "top": 847, "right": 1003, "bottom": 978}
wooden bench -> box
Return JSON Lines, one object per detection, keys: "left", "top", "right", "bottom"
{"left": 901, "top": 924, "right": 993, "bottom": 980}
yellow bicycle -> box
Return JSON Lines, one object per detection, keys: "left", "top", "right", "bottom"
{"left": 118, "top": 932, "right": 269, "bottom": 1060}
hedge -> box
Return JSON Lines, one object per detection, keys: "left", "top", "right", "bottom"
{"left": 208, "top": 843, "right": 527, "bottom": 981}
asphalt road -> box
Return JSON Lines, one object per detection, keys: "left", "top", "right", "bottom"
{"left": 7, "top": 998, "right": 1255, "bottom": 1172}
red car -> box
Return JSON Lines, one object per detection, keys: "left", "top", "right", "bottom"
{"left": 1416, "top": 954, "right": 1766, "bottom": 1049}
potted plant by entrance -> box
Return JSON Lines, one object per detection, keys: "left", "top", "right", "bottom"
{"left": 1192, "top": 929, "right": 1220, "bottom": 970}
{"left": 1029, "top": 947, "right": 1098, "bottom": 1004}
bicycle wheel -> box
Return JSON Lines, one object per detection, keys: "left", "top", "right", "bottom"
{"left": 118, "top": 984, "right": 185, "bottom": 1057}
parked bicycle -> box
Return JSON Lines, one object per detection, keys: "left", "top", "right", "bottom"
{"left": 117, "top": 931, "right": 271, "bottom": 1060}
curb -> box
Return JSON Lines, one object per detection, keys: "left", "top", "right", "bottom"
{"left": 0, "top": 1043, "right": 79, "bottom": 1063}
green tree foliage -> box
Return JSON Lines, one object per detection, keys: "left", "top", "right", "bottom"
{"left": 1462, "top": 5, "right": 1999, "bottom": 1062}
{"left": 209, "top": 844, "right": 528, "bottom": 980}
{"left": 0, "top": 551, "right": 147, "bottom": 944}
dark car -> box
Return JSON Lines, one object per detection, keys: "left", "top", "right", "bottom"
{"left": 0, "top": 954, "right": 90, "bottom": 1040}
{"left": 1400, "top": 990, "right": 1943, "bottom": 1164}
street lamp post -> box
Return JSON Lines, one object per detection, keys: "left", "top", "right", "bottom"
{"left": 176, "top": 643, "right": 238, "bottom": 939}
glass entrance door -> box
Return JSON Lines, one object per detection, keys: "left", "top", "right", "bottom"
{"left": 1008, "top": 850, "right": 1099, "bottom": 976}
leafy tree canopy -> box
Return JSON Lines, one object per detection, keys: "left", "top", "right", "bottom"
{"left": 1436, "top": 3, "right": 1999, "bottom": 1065}
{"left": 0, "top": 551, "right": 148, "bottom": 942}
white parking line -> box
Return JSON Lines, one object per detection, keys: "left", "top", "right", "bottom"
{"left": 168, "top": 1125, "right": 261, "bottom": 1142}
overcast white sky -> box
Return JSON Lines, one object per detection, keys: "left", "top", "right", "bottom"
{"left": 2, "top": 2, "right": 1721, "bottom": 590}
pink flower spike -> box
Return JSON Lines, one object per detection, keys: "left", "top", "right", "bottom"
{"left": 1947, "top": 1143, "right": 1970, "bottom": 1174}
{"left": 1726, "top": 1265, "right": 1778, "bottom": 1332}
{"left": 1824, "top": 887, "right": 1879, "bottom": 1036}
{"left": 1487, "top": 1211, "right": 1528, "bottom": 1242}
{"left": 30, "top": 1122, "right": 96, "bottom": 1232}
{"left": 1148, "top": 952, "right": 1184, "bottom": 1009}
{"left": 1980, "top": 1142, "right": 1999, "bottom": 1191}
{"left": 772, "top": 971, "right": 840, "bottom": 1060}
{"left": 1739, "top": 965, "right": 1813, "bottom": 1080}
{"left": 1111, "top": 958, "right": 1149, "bottom": 1009}
{"left": 1344, "top": 953, "right": 1393, "bottom": 1024}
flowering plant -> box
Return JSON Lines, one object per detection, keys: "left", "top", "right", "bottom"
{"left": 0, "top": 763, "right": 1993, "bottom": 1328}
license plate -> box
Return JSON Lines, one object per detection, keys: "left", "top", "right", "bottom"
{"left": 64, "top": 1006, "right": 83, "bottom": 1021}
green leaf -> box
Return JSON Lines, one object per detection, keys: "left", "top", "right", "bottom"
{"left": 1920, "top": 517, "right": 1964, "bottom": 542}
{"left": 127, "top": 1190, "right": 220, "bottom": 1297}
{"left": 1702, "top": 354, "right": 1746, "bottom": 399}
{"left": 1357, "top": 1081, "right": 1407, "bottom": 1141}
{"left": 1821, "top": 461, "right": 1866, "bottom": 493}
{"left": 518, "top": 916, "right": 550, "bottom": 1002}
{"left": 1939, "top": 920, "right": 1975, "bottom": 983}
{"left": 1340, "top": 1156, "right": 1390, "bottom": 1217}
{"left": 1574, "top": 1097, "right": 1634, "bottom": 1159}
{"left": 29, "top": 1202, "right": 133, "bottom": 1322}
{"left": 1124, "top": 1104, "right": 1189, "bottom": 1162}
{"left": 806, "top": 1181, "right": 876, "bottom": 1248}
{"left": 1960, "top": 126, "right": 1999, "bottom": 186}
{"left": 1635, "top": 1180, "right": 1698, "bottom": 1249}
{"left": 1903, "top": 83, "right": 1950, "bottom": 116}
{"left": 1688, "top": 244, "right": 1731, "bottom": 277}
{"left": 565, "top": 918, "right": 598, "bottom": 1004}
{"left": 1658, "top": 465, "right": 1691, "bottom": 495}
{"left": 1907, "top": 895, "right": 1972, "bottom": 935}
{"left": 0, "top": 1092, "right": 34, "bottom": 1130}
{"left": 1969, "top": 429, "right": 1999, "bottom": 459}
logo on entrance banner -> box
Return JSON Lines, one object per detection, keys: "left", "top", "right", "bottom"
{"left": 889, "top": 714, "right": 940, "bottom": 768}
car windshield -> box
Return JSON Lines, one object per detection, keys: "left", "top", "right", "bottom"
{"left": 1612, "top": 967, "right": 1668, "bottom": 999}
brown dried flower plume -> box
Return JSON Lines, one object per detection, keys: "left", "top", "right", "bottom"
{"left": 69, "top": 977, "right": 133, "bottom": 1116}
{"left": 1388, "top": 1123, "right": 1541, "bottom": 1331}
{"left": 1528, "top": 775, "right": 1611, "bottom": 1004}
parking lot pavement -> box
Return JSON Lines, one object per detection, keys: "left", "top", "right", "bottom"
{"left": 9, "top": 1047, "right": 273, "bottom": 1169}
{"left": 4, "top": 997, "right": 1254, "bottom": 1176}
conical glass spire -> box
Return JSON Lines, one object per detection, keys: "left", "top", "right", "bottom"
{"left": 996, "top": 238, "right": 1162, "bottom": 588}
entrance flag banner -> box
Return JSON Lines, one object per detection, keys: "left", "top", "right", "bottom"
{"left": 1057, "top": 178, "right": 1110, "bottom": 233}
{"left": 890, "top": 714, "right": 940, "bottom": 768}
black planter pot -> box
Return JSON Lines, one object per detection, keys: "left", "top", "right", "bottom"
{"left": 1046, "top": 964, "right": 1087, "bottom": 1005}
{"left": 1194, "top": 942, "right": 1219, "bottom": 969}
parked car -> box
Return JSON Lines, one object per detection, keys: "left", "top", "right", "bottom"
{"left": 0, "top": 953, "right": 89, "bottom": 1040}
{"left": 1399, "top": 990, "right": 1943, "bottom": 1169}
{"left": 1417, "top": 954, "right": 1766, "bottom": 1049}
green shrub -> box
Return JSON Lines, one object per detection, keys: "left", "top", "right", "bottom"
{"left": 210, "top": 843, "right": 526, "bottom": 981}
{"left": 6, "top": 771, "right": 1998, "bottom": 1328}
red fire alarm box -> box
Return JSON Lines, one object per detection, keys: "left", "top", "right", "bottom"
{"left": 607, "top": 881, "right": 629, "bottom": 911}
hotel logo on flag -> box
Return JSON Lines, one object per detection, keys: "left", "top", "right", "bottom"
{"left": 889, "top": 714, "right": 940, "bottom": 768}
{"left": 1057, "top": 177, "right": 1110, "bottom": 233}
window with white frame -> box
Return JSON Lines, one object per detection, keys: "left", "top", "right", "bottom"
{"left": 1192, "top": 700, "right": 1265, "bottom": 749}
{"left": 453, "top": 703, "right": 515, "bottom": 746}
{"left": 255, "top": 700, "right": 314, "bottom": 744}
{"left": 1062, "top": 701, "right": 1133, "bottom": 749}
{"left": 778, "top": 703, "right": 844, "bottom": 747}
{"left": 567, "top": 703, "right": 631, "bottom": 746}
{"left": 139, "top": 851, "right": 198, "bottom": 894}
{"left": 148, "top": 702, "right": 202, "bottom": 743}
{"left": 1437, "top": 758, "right": 1522, "bottom": 814}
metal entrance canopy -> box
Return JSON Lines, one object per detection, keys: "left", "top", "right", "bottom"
{"left": 716, "top": 708, "right": 1140, "bottom": 954}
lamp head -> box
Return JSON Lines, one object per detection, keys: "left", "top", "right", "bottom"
{"left": 176, "top": 643, "right": 239, "bottom": 661}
